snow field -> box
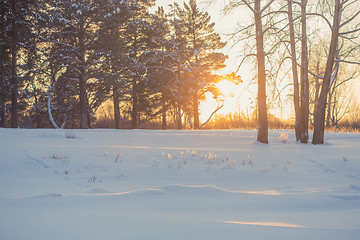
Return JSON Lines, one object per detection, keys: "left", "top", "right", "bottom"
{"left": 0, "top": 128, "right": 360, "bottom": 240}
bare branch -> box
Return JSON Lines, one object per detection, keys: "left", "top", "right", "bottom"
{"left": 306, "top": 13, "right": 332, "bottom": 29}
{"left": 335, "top": 59, "right": 360, "bottom": 65}
{"left": 295, "top": 60, "right": 324, "bottom": 79}
{"left": 340, "top": 10, "right": 360, "bottom": 27}
{"left": 240, "top": 0, "right": 255, "bottom": 13}
{"left": 199, "top": 104, "right": 224, "bottom": 129}
{"left": 340, "top": 27, "right": 360, "bottom": 35}
{"left": 260, "top": 0, "right": 276, "bottom": 14}
{"left": 235, "top": 54, "right": 257, "bottom": 74}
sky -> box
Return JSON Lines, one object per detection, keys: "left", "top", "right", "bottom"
{"left": 154, "top": 0, "right": 360, "bottom": 122}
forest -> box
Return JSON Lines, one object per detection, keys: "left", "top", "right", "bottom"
{"left": 1, "top": 0, "right": 359, "bottom": 144}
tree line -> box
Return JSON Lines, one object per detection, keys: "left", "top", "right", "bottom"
{"left": 226, "top": 0, "right": 359, "bottom": 144}
{"left": 1, "top": 0, "right": 238, "bottom": 130}
{"left": 1, "top": 0, "right": 359, "bottom": 145}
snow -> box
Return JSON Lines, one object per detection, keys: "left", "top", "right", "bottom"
{"left": 1, "top": 128, "right": 360, "bottom": 240}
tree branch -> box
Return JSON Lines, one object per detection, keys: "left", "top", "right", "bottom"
{"left": 235, "top": 54, "right": 257, "bottom": 74}
{"left": 260, "top": 0, "right": 276, "bottom": 14}
{"left": 199, "top": 104, "right": 224, "bottom": 129}
{"left": 335, "top": 59, "right": 360, "bottom": 65}
{"left": 340, "top": 10, "right": 360, "bottom": 28}
{"left": 340, "top": 27, "right": 360, "bottom": 35}
{"left": 306, "top": 13, "right": 332, "bottom": 29}
{"left": 240, "top": 0, "right": 255, "bottom": 13}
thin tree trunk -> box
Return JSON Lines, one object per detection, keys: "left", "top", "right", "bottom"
{"left": 34, "top": 94, "right": 41, "bottom": 128}
{"left": 193, "top": 91, "right": 199, "bottom": 129}
{"left": 254, "top": 0, "right": 268, "bottom": 143}
{"left": 312, "top": 0, "right": 342, "bottom": 144}
{"left": 177, "top": 105, "right": 182, "bottom": 130}
{"left": 47, "top": 74, "right": 59, "bottom": 129}
{"left": 199, "top": 104, "right": 223, "bottom": 129}
{"left": 287, "top": 0, "right": 302, "bottom": 141}
{"left": 314, "top": 62, "right": 320, "bottom": 115}
{"left": 161, "top": 92, "right": 167, "bottom": 130}
{"left": 300, "top": 0, "right": 309, "bottom": 143}
{"left": 87, "top": 101, "right": 91, "bottom": 129}
{"left": 47, "top": 72, "right": 66, "bottom": 129}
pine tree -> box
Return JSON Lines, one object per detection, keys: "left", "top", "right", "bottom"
{"left": 167, "top": 2, "right": 192, "bottom": 129}
{"left": 120, "top": 0, "right": 156, "bottom": 129}
{"left": 174, "top": 0, "right": 227, "bottom": 129}
{"left": 0, "top": 0, "right": 38, "bottom": 128}
{"left": 44, "top": 0, "right": 114, "bottom": 128}
{"left": 144, "top": 6, "right": 174, "bottom": 129}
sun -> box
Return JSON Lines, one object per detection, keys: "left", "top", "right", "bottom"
{"left": 199, "top": 79, "right": 244, "bottom": 122}
{"left": 216, "top": 80, "right": 237, "bottom": 98}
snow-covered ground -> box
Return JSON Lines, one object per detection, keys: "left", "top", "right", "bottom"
{"left": 1, "top": 128, "right": 360, "bottom": 240}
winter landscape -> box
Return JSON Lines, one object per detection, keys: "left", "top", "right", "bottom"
{"left": 1, "top": 0, "right": 360, "bottom": 239}
{"left": 1, "top": 128, "right": 360, "bottom": 240}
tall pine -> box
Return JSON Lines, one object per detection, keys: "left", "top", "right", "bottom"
{"left": 175, "top": 0, "right": 226, "bottom": 129}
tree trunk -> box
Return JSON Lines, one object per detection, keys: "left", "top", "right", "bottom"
{"left": 0, "top": 101, "right": 6, "bottom": 127}
{"left": 34, "top": 94, "right": 41, "bottom": 128}
{"left": 113, "top": 85, "right": 120, "bottom": 129}
{"left": 254, "top": 0, "right": 268, "bottom": 143}
{"left": 299, "top": 0, "right": 309, "bottom": 143}
{"left": 79, "top": 71, "right": 88, "bottom": 129}
{"left": 131, "top": 78, "right": 138, "bottom": 129}
{"left": 326, "top": 90, "right": 332, "bottom": 127}
{"left": 177, "top": 105, "right": 182, "bottom": 130}
{"left": 287, "top": 0, "right": 302, "bottom": 141}
{"left": 312, "top": 0, "right": 341, "bottom": 144}
{"left": 314, "top": 62, "right": 320, "bottom": 115}
{"left": 10, "top": 0, "right": 18, "bottom": 128}
{"left": 87, "top": 102, "right": 91, "bottom": 129}
{"left": 193, "top": 91, "right": 199, "bottom": 129}
{"left": 161, "top": 92, "right": 167, "bottom": 130}
{"left": 0, "top": 67, "right": 7, "bottom": 127}
{"left": 10, "top": 44, "right": 18, "bottom": 128}
{"left": 78, "top": 17, "right": 88, "bottom": 129}
{"left": 48, "top": 74, "right": 59, "bottom": 129}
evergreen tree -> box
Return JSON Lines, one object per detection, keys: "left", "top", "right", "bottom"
{"left": 119, "top": 0, "right": 156, "bottom": 129}
{"left": 168, "top": 2, "right": 192, "bottom": 129}
{"left": 45, "top": 0, "right": 116, "bottom": 128}
{"left": 0, "top": 0, "right": 38, "bottom": 128}
{"left": 174, "top": 0, "right": 227, "bottom": 129}
{"left": 144, "top": 6, "right": 175, "bottom": 129}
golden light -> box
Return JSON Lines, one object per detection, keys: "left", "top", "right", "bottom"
{"left": 216, "top": 79, "right": 237, "bottom": 98}
{"left": 223, "top": 221, "right": 304, "bottom": 228}
{"left": 199, "top": 79, "right": 244, "bottom": 122}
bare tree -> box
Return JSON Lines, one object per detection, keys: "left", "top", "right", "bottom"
{"left": 225, "top": 0, "right": 276, "bottom": 143}
{"left": 287, "top": 0, "right": 302, "bottom": 141}
{"left": 299, "top": 0, "right": 310, "bottom": 143}
{"left": 312, "top": 0, "right": 360, "bottom": 144}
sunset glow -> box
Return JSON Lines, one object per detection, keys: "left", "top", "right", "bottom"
{"left": 224, "top": 221, "right": 304, "bottom": 228}
{"left": 199, "top": 79, "right": 246, "bottom": 122}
